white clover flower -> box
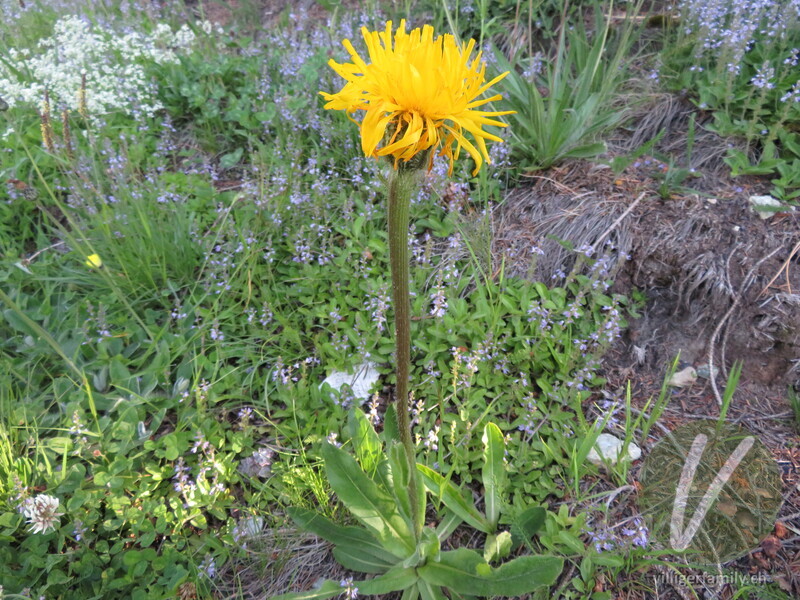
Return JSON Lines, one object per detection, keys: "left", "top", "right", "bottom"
{"left": 231, "top": 515, "right": 264, "bottom": 548}
{"left": 22, "top": 494, "right": 63, "bottom": 534}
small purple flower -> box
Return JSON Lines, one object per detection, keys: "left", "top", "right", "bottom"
{"left": 191, "top": 432, "right": 211, "bottom": 454}
{"left": 199, "top": 555, "right": 216, "bottom": 579}
{"left": 430, "top": 284, "right": 447, "bottom": 318}
{"left": 340, "top": 577, "right": 358, "bottom": 599}
{"left": 73, "top": 520, "right": 88, "bottom": 541}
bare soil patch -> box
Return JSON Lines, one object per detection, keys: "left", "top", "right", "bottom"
{"left": 495, "top": 93, "right": 800, "bottom": 597}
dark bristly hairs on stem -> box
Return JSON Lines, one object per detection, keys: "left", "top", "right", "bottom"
{"left": 386, "top": 155, "right": 428, "bottom": 540}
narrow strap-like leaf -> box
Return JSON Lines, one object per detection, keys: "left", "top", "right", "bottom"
{"left": 417, "top": 464, "right": 491, "bottom": 534}
{"left": 359, "top": 566, "right": 419, "bottom": 595}
{"left": 418, "top": 579, "right": 447, "bottom": 600}
{"left": 434, "top": 509, "right": 462, "bottom": 542}
{"left": 481, "top": 423, "right": 506, "bottom": 529}
{"left": 287, "top": 507, "right": 400, "bottom": 566}
{"left": 269, "top": 567, "right": 418, "bottom": 600}
{"left": 269, "top": 580, "right": 343, "bottom": 600}
{"left": 333, "top": 544, "right": 396, "bottom": 574}
{"left": 322, "top": 442, "right": 416, "bottom": 556}
{"left": 418, "top": 548, "right": 563, "bottom": 596}
{"left": 348, "top": 408, "right": 383, "bottom": 475}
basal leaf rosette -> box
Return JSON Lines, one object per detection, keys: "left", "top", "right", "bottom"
{"left": 320, "top": 20, "right": 514, "bottom": 175}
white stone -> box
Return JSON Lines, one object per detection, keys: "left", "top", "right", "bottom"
{"left": 749, "top": 195, "right": 794, "bottom": 220}
{"left": 668, "top": 366, "right": 697, "bottom": 387}
{"left": 232, "top": 516, "right": 264, "bottom": 549}
{"left": 587, "top": 433, "right": 642, "bottom": 466}
{"left": 321, "top": 361, "right": 381, "bottom": 401}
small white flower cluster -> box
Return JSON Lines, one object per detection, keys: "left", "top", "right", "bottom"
{"left": 0, "top": 15, "right": 200, "bottom": 117}
{"left": 19, "top": 493, "right": 63, "bottom": 534}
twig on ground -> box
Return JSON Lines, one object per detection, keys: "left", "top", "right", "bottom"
{"left": 590, "top": 191, "right": 647, "bottom": 254}
{"left": 521, "top": 173, "right": 581, "bottom": 195}
{"left": 759, "top": 239, "right": 800, "bottom": 297}
{"left": 604, "top": 485, "right": 635, "bottom": 510}
{"left": 22, "top": 240, "right": 67, "bottom": 265}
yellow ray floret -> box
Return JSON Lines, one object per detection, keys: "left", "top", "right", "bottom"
{"left": 320, "top": 20, "right": 514, "bottom": 176}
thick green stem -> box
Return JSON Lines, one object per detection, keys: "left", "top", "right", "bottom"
{"left": 387, "top": 166, "right": 422, "bottom": 539}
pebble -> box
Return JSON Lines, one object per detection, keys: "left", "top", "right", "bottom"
{"left": 587, "top": 433, "right": 642, "bottom": 466}
{"left": 749, "top": 195, "right": 794, "bottom": 220}
{"left": 668, "top": 366, "right": 698, "bottom": 387}
{"left": 320, "top": 361, "right": 380, "bottom": 400}
{"left": 696, "top": 364, "right": 719, "bottom": 379}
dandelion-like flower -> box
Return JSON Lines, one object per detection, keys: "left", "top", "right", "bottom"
{"left": 22, "top": 494, "right": 63, "bottom": 534}
{"left": 321, "top": 20, "right": 513, "bottom": 175}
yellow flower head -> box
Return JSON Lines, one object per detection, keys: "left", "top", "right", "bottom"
{"left": 85, "top": 254, "right": 102, "bottom": 269}
{"left": 320, "top": 20, "right": 514, "bottom": 176}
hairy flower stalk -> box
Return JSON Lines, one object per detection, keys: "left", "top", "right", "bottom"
{"left": 322, "top": 19, "right": 512, "bottom": 542}
{"left": 387, "top": 163, "right": 423, "bottom": 536}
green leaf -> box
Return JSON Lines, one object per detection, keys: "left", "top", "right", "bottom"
{"left": 332, "top": 545, "right": 395, "bottom": 574}
{"left": 359, "top": 567, "right": 419, "bottom": 595}
{"left": 256, "top": 103, "right": 277, "bottom": 121}
{"left": 591, "top": 553, "right": 624, "bottom": 567}
{"left": 417, "top": 464, "right": 491, "bottom": 534}
{"left": 418, "top": 527, "right": 441, "bottom": 563}
{"left": 401, "top": 526, "right": 441, "bottom": 569}
{"left": 510, "top": 506, "right": 546, "bottom": 549}
{"left": 386, "top": 444, "right": 426, "bottom": 533}
{"left": 563, "top": 142, "right": 607, "bottom": 159}
{"left": 322, "top": 442, "right": 415, "bottom": 557}
{"left": 46, "top": 569, "right": 70, "bottom": 586}
{"left": 447, "top": 592, "right": 479, "bottom": 600}
{"left": 723, "top": 149, "right": 780, "bottom": 176}
{"left": 556, "top": 530, "right": 585, "bottom": 554}
{"left": 481, "top": 423, "right": 506, "bottom": 529}
{"left": 348, "top": 408, "right": 382, "bottom": 475}
{"left": 401, "top": 588, "right": 420, "bottom": 600}
{"left": 483, "top": 531, "right": 512, "bottom": 564}
{"left": 2, "top": 309, "right": 37, "bottom": 337}
{"left": 434, "top": 510, "right": 462, "bottom": 542}
{"left": 269, "top": 567, "right": 418, "bottom": 600}
{"left": 418, "top": 579, "right": 447, "bottom": 600}
{"left": 387, "top": 444, "right": 412, "bottom": 523}
{"left": 220, "top": 147, "right": 244, "bottom": 169}
{"left": 417, "top": 548, "right": 563, "bottom": 595}
{"left": 269, "top": 580, "right": 344, "bottom": 600}
{"left": 372, "top": 458, "right": 394, "bottom": 498}
{"left": 287, "top": 507, "right": 399, "bottom": 573}
{"left": 383, "top": 404, "right": 401, "bottom": 443}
